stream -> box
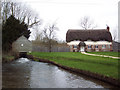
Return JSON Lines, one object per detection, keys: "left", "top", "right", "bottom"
{"left": 2, "top": 58, "right": 115, "bottom": 88}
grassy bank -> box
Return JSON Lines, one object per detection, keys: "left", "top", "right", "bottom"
{"left": 87, "top": 52, "right": 120, "bottom": 57}
{"left": 2, "top": 54, "right": 14, "bottom": 62}
{"left": 29, "top": 52, "right": 119, "bottom": 80}
{"left": 6, "top": 56, "right": 14, "bottom": 60}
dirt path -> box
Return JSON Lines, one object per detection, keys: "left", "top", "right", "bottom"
{"left": 81, "top": 52, "right": 120, "bottom": 59}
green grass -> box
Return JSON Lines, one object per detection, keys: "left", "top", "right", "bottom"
{"left": 6, "top": 56, "right": 14, "bottom": 60}
{"left": 2, "top": 55, "right": 14, "bottom": 62}
{"left": 29, "top": 52, "right": 119, "bottom": 80}
{"left": 87, "top": 52, "right": 120, "bottom": 57}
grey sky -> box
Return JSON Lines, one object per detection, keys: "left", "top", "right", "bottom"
{"left": 21, "top": 0, "right": 119, "bottom": 42}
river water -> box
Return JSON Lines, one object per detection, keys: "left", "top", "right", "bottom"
{"left": 2, "top": 58, "right": 115, "bottom": 88}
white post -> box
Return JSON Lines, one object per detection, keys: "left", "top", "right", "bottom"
{"left": 118, "top": 1, "right": 120, "bottom": 42}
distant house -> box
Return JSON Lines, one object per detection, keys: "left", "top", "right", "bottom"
{"left": 66, "top": 27, "right": 112, "bottom": 52}
{"left": 12, "top": 35, "right": 32, "bottom": 57}
{"left": 112, "top": 41, "right": 120, "bottom": 52}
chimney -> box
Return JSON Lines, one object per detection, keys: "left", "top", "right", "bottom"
{"left": 106, "top": 25, "right": 110, "bottom": 31}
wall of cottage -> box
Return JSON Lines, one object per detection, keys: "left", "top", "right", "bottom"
{"left": 69, "top": 44, "right": 112, "bottom": 52}
{"left": 85, "top": 45, "right": 112, "bottom": 52}
{"left": 67, "top": 41, "right": 113, "bottom": 52}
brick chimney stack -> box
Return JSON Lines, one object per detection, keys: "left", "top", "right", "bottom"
{"left": 106, "top": 25, "right": 110, "bottom": 31}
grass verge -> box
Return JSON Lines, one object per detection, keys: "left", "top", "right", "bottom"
{"left": 29, "top": 52, "right": 119, "bottom": 80}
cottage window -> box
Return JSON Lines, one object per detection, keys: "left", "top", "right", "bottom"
{"left": 88, "top": 45, "right": 91, "bottom": 49}
{"left": 102, "top": 45, "right": 106, "bottom": 49}
{"left": 70, "top": 45, "right": 73, "bottom": 48}
{"left": 95, "top": 45, "right": 98, "bottom": 48}
{"left": 74, "top": 45, "right": 77, "bottom": 48}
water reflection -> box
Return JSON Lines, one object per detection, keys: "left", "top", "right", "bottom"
{"left": 16, "top": 58, "right": 29, "bottom": 63}
{"left": 2, "top": 58, "right": 114, "bottom": 88}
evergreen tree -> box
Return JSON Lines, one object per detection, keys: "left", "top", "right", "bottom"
{"left": 2, "top": 15, "right": 31, "bottom": 52}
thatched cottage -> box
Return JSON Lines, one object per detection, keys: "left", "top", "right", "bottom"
{"left": 66, "top": 27, "right": 112, "bottom": 52}
{"left": 12, "top": 35, "right": 32, "bottom": 57}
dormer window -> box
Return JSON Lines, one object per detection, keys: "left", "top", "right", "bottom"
{"left": 87, "top": 39, "right": 91, "bottom": 41}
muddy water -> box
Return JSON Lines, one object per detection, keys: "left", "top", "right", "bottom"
{"left": 2, "top": 58, "right": 114, "bottom": 88}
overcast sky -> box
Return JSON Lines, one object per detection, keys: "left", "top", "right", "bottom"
{"left": 20, "top": 0, "right": 119, "bottom": 42}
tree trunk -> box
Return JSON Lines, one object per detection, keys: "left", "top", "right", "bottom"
{"left": 48, "top": 44, "right": 52, "bottom": 52}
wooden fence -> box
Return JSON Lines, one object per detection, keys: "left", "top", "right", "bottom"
{"left": 32, "top": 45, "right": 70, "bottom": 52}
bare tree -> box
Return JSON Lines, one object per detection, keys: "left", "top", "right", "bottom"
{"left": 1, "top": 0, "right": 41, "bottom": 28}
{"left": 31, "top": 29, "right": 43, "bottom": 46}
{"left": 80, "top": 16, "right": 97, "bottom": 30}
{"left": 43, "top": 23, "right": 59, "bottom": 52}
{"left": 31, "top": 26, "right": 43, "bottom": 41}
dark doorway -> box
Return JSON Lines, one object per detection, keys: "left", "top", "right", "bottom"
{"left": 19, "top": 52, "right": 27, "bottom": 58}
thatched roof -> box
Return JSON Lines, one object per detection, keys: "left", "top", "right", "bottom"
{"left": 66, "top": 29, "right": 112, "bottom": 42}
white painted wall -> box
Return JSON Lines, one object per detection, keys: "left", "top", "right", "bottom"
{"left": 67, "top": 41, "right": 112, "bottom": 46}
{"left": 84, "top": 41, "right": 112, "bottom": 45}
{"left": 67, "top": 41, "right": 80, "bottom": 45}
